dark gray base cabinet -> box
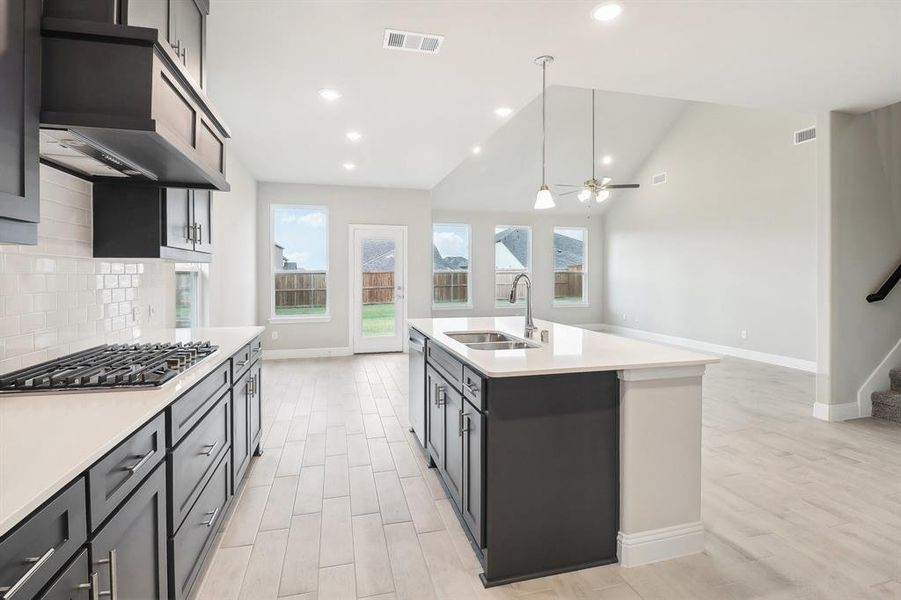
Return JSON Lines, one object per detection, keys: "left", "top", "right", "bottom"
{"left": 36, "top": 550, "right": 92, "bottom": 600}
{"left": 417, "top": 332, "right": 619, "bottom": 587}
{"left": 90, "top": 462, "right": 169, "bottom": 600}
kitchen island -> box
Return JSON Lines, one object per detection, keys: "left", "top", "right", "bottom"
{"left": 407, "top": 316, "right": 718, "bottom": 586}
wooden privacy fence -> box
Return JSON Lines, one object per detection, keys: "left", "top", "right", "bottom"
{"left": 274, "top": 271, "right": 398, "bottom": 308}
{"left": 433, "top": 271, "right": 469, "bottom": 304}
{"left": 494, "top": 270, "right": 585, "bottom": 301}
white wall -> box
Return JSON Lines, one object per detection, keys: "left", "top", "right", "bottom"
{"left": 825, "top": 103, "right": 901, "bottom": 409}
{"left": 602, "top": 102, "right": 818, "bottom": 363}
{"left": 256, "top": 183, "right": 431, "bottom": 352}
{"left": 208, "top": 152, "right": 258, "bottom": 326}
{"left": 0, "top": 166, "right": 174, "bottom": 373}
{"left": 430, "top": 210, "right": 604, "bottom": 326}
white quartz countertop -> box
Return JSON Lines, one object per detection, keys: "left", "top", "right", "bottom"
{"left": 407, "top": 317, "right": 718, "bottom": 377}
{"left": 0, "top": 326, "right": 264, "bottom": 538}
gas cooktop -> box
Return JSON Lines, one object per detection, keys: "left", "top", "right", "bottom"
{"left": 0, "top": 342, "right": 219, "bottom": 393}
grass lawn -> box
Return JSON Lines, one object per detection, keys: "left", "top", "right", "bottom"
{"left": 275, "top": 306, "right": 328, "bottom": 316}
{"left": 362, "top": 302, "right": 396, "bottom": 336}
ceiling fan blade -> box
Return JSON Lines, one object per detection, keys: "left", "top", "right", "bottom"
{"left": 604, "top": 184, "right": 640, "bottom": 189}
{"left": 553, "top": 183, "right": 583, "bottom": 188}
{"left": 560, "top": 189, "right": 582, "bottom": 196}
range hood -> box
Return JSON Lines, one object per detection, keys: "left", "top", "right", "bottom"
{"left": 39, "top": 18, "right": 230, "bottom": 191}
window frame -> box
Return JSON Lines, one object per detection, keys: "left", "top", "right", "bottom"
{"left": 552, "top": 226, "right": 590, "bottom": 307}
{"left": 432, "top": 222, "right": 473, "bottom": 310}
{"left": 494, "top": 224, "right": 532, "bottom": 307}
{"left": 269, "top": 203, "right": 331, "bottom": 323}
{"left": 174, "top": 267, "right": 202, "bottom": 328}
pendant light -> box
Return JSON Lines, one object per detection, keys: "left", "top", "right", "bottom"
{"left": 533, "top": 55, "right": 555, "bottom": 209}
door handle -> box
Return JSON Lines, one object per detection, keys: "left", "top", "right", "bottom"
{"left": 0, "top": 546, "right": 55, "bottom": 599}
{"left": 200, "top": 441, "right": 219, "bottom": 456}
{"left": 201, "top": 507, "right": 220, "bottom": 527}
{"left": 184, "top": 225, "right": 193, "bottom": 244}
{"left": 461, "top": 413, "right": 471, "bottom": 435}
{"left": 96, "top": 549, "right": 117, "bottom": 599}
{"left": 435, "top": 386, "right": 446, "bottom": 407}
{"left": 458, "top": 408, "right": 464, "bottom": 437}
{"left": 195, "top": 223, "right": 202, "bottom": 244}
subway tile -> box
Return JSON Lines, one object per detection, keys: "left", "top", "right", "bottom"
{"left": 17, "top": 274, "right": 46, "bottom": 294}
{"left": 33, "top": 294, "right": 57, "bottom": 313}
{"left": 5, "top": 334, "right": 34, "bottom": 358}
{"left": 20, "top": 313, "right": 45, "bottom": 334}
{"left": 5, "top": 295, "right": 33, "bottom": 316}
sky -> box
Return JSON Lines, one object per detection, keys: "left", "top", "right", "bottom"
{"left": 274, "top": 206, "right": 327, "bottom": 270}
{"left": 433, "top": 224, "right": 470, "bottom": 259}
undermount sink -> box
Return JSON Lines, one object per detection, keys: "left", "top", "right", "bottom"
{"left": 445, "top": 331, "right": 540, "bottom": 351}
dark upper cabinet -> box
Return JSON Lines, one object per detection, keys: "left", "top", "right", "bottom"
{"left": 90, "top": 463, "right": 168, "bottom": 600}
{"left": 173, "top": 0, "right": 204, "bottom": 87}
{"left": 126, "top": 1, "right": 171, "bottom": 40}
{"left": 0, "top": 0, "right": 40, "bottom": 244}
{"left": 93, "top": 183, "right": 213, "bottom": 261}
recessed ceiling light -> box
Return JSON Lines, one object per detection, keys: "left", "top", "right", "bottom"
{"left": 343, "top": 162, "right": 356, "bottom": 171}
{"left": 602, "top": 155, "right": 613, "bottom": 165}
{"left": 472, "top": 146, "right": 482, "bottom": 155}
{"left": 319, "top": 88, "right": 342, "bottom": 101}
{"left": 494, "top": 106, "right": 513, "bottom": 118}
{"left": 346, "top": 131, "right": 362, "bottom": 142}
{"left": 592, "top": 2, "right": 623, "bottom": 22}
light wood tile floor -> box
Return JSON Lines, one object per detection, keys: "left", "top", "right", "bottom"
{"left": 195, "top": 354, "right": 901, "bottom": 600}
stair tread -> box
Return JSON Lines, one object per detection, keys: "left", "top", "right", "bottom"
{"left": 890, "top": 368, "right": 901, "bottom": 392}
{"left": 871, "top": 389, "right": 901, "bottom": 406}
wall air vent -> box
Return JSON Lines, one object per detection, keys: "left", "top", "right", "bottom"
{"left": 794, "top": 126, "right": 816, "bottom": 145}
{"left": 652, "top": 172, "right": 667, "bottom": 186}
{"left": 383, "top": 29, "right": 444, "bottom": 54}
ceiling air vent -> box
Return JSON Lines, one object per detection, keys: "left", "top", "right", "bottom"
{"left": 652, "top": 172, "right": 667, "bottom": 185}
{"left": 794, "top": 126, "right": 816, "bottom": 145}
{"left": 383, "top": 29, "right": 444, "bottom": 54}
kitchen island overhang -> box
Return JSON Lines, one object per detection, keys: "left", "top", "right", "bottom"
{"left": 407, "top": 316, "right": 718, "bottom": 585}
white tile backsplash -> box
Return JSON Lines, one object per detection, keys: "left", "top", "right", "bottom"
{"left": 0, "top": 166, "right": 175, "bottom": 373}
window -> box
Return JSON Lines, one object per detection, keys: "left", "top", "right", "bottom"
{"left": 271, "top": 205, "right": 329, "bottom": 319}
{"left": 175, "top": 270, "right": 200, "bottom": 328}
{"left": 495, "top": 225, "right": 531, "bottom": 305}
{"left": 553, "top": 227, "right": 588, "bottom": 305}
{"left": 432, "top": 224, "right": 471, "bottom": 307}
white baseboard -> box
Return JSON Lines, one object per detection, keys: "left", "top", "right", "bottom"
{"left": 812, "top": 401, "right": 860, "bottom": 422}
{"left": 856, "top": 336, "right": 901, "bottom": 418}
{"left": 599, "top": 324, "right": 817, "bottom": 373}
{"left": 263, "top": 346, "right": 352, "bottom": 360}
{"left": 617, "top": 521, "right": 705, "bottom": 568}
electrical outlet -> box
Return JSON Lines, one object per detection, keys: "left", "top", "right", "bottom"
{"left": 271, "top": 330, "right": 279, "bottom": 340}
{"left": 147, "top": 304, "right": 156, "bottom": 318}
{"left": 740, "top": 329, "right": 748, "bottom": 340}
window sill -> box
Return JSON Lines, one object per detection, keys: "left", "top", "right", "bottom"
{"left": 268, "top": 315, "right": 332, "bottom": 324}
{"left": 432, "top": 304, "right": 473, "bottom": 311}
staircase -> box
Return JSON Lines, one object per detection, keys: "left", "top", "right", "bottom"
{"left": 872, "top": 369, "right": 901, "bottom": 423}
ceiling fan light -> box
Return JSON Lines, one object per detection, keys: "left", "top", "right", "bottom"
{"left": 535, "top": 185, "right": 555, "bottom": 209}
{"left": 601, "top": 176, "right": 612, "bottom": 185}
{"left": 597, "top": 190, "right": 611, "bottom": 203}
{"left": 577, "top": 189, "right": 592, "bottom": 202}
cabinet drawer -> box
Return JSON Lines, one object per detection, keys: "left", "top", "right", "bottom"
{"left": 249, "top": 335, "right": 263, "bottom": 363}
{"left": 461, "top": 366, "right": 485, "bottom": 411}
{"left": 169, "top": 360, "right": 230, "bottom": 445}
{"left": 170, "top": 391, "right": 231, "bottom": 530}
{"left": 231, "top": 343, "right": 252, "bottom": 382}
{"left": 171, "top": 454, "right": 230, "bottom": 600}
{"left": 426, "top": 340, "right": 463, "bottom": 390}
{"left": 88, "top": 413, "right": 165, "bottom": 531}
{"left": 0, "top": 479, "right": 87, "bottom": 600}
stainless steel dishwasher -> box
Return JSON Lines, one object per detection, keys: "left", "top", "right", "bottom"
{"left": 408, "top": 328, "right": 426, "bottom": 447}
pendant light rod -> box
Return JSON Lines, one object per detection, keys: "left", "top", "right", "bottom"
{"left": 533, "top": 55, "right": 555, "bottom": 210}
{"left": 591, "top": 88, "right": 596, "bottom": 181}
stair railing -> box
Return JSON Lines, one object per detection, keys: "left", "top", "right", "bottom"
{"left": 867, "top": 260, "right": 901, "bottom": 303}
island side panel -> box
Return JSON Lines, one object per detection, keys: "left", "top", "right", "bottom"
{"left": 484, "top": 370, "right": 619, "bottom": 585}
{"left": 617, "top": 369, "right": 705, "bottom": 567}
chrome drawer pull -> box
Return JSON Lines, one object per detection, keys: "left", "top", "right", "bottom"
{"left": 76, "top": 573, "right": 99, "bottom": 600}
{"left": 237, "top": 358, "right": 249, "bottom": 368}
{"left": 201, "top": 507, "right": 220, "bottom": 527}
{"left": 124, "top": 449, "right": 154, "bottom": 474}
{"left": 200, "top": 441, "right": 219, "bottom": 457}
{"left": 436, "top": 385, "right": 446, "bottom": 407}
{"left": 0, "top": 547, "right": 55, "bottom": 599}
{"left": 96, "top": 549, "right": 117, "bottom": 599}
{"left": 464, "top": 381, "right": 479, "bottom": 396}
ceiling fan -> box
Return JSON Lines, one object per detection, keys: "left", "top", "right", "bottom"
{"left": 556, "top": 89, "right": 639, "bottom": 203}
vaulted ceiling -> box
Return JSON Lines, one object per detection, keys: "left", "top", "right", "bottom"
{"left": 207, "top": 1, "right": 901, "bottom": 189}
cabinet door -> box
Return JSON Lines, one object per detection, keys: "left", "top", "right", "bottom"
{"left": 232, "top": 372, "right": 250, "bottom": 491}
{"left": 426, "top": 366, "right": 444, "bottom": 467}
{"left": 0, "top": 0, "right": 40, "bottom": 239}
{"left": 126, "top": 0, "right": 171, "bottom": 41}
{"left": 163, "top": 188, "right": 193, "bottom": 251}
{"left": 442, "top": 384, "right": 464, "bottom": 509}
{"left": 191, "top": 189, "right": 213, "bottom": 253}
{"left": 37, "top": 550, "right": 92, "bottom": 600}
{"left": 90, "top": 463, "right": 168, "bottom": 600}
{"left": 249, "top": 360, "right": 262, "bottom": 451}
{"left": 173, "top": 0, "right": 204, "bottom": 86}
{"left": 461, "top": 404, "right": 483, "bottom": 548}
